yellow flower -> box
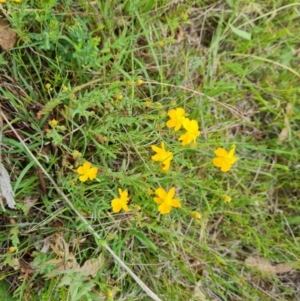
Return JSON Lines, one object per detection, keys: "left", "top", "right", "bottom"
{"left": 181, "top": 12, "right": 189, "bottom": 20}
{"left": 224, "top": 195, "right": 232, "bottom": 203}
{"left": 178, "top": 118, "right": 200, "bottom": 146}
{"left": 0, "top": 0, "right": 6, "bottom": 2}
{"left": 72, "top": 150, "right": 82, "bottom": 159}
{"left": 191, "top": 211, "right": 201, "bottom": 219}
{"left": 62, "top": 85, "right": 68, "bottom": 92}
{"left": 147, "top": 188, "right": 154, "bottom": 195}
{"left": 170, "top": 100, "right": 177, "bottom": 106}
{"left": 166, "top": 108, "right": 185, "bottom": 131}
{"left": 151, "top": 141, "right": 173, "bottom": 171}
{"left": 49, "top": 119, "right": 58, "bottom": 127}
{"left": 153, "top": 187, "right": 181, "bottom": 214}
{"left": 70, "top": 93, "right": 76, "bottom": 99}
{"left": 134, "top": 205, "right": 141, "bottom": 211}
{"left": 212, "top": 145, "right": 238, "bottom": 172}
{"left": 111, "top": 188, "right": 130, "bottom": 213}
{"left": 8, "top": 246, "right": 15, "bottom": 253}
{"left": 77, "top": 162, "right": 98, "bottom": 182}
{"left": 136, "top": 79, "right": 143, "bottom": 85}
{"left": 107, "top": 290, "right": 113, "bottom": 297}
{"left": 116, "top": 94, "right": 123, "bottom": 100}
{"left": 45, "top": 83, "right": 51, "bottom": 89}
{"left": 145, "top": 99, "right": 152, "bottom": 108}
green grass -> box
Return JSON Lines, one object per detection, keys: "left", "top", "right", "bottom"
{"left": 0, "top": 0, "right": 300, "bottom": 300}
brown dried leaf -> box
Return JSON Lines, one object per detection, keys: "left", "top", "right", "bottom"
{"left": 245, "top": 256, "right": 294, "bottom": 275}
{"left": 278, "top": 127, "right": 289, "bottom": 145}
{"left": 285, "top": 103, "right": 294, "bottom": 116}
{"left": 176, "top": 26, "right": 185, "bottom": 43}
{"left": 23, "top": 195, "right": 39, "bottom": 215}
{"left": 78, "top": 253, "right": 105, "bottom": 277}
{"left": 274, "top": 263, "right": 294, "bottom": 274}
{"left": 0, "top": 20, "right": 17, "bottom": 50}
{"left": 278, "top": 116, "right": 290, "bottom": 145}
{"left": 192, "top": 281, "right": 208, "bottom": 301}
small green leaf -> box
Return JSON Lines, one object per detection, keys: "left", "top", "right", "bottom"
{"left": 0, "top": 281, "right": 17, "bottom": 301}
{"left": 229, "top": 24, "right": 251, "bottom": 40}
{"left": 0, "top": 55, "right": 8, "bottom": 65}
{"left": 131, "top": 230, "right": 158, "bottom": 251}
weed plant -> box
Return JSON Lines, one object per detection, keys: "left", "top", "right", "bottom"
{"left": 0, "top": 1, "right": 299, "bottom": 300}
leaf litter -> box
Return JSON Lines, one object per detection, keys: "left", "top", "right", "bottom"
{"left": 245, "top": 256, "right": 295, "bottom": 275}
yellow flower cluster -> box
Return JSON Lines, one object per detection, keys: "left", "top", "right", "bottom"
{"left": 166, "top": 108, "right": 200, "bottom": 146}
{"left": 74, "top": 105, "right": 238, "bottom": 216}
{"left": 150, "top": 107, "right": 201, "bottom": 173}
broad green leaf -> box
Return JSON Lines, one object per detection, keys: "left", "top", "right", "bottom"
{"left": 0, "top": 281, "right": 17, "bottom": 301}
{"left": 131, "top": 230, "right": 158, "bottom": 251}
{"left": 229, "top": 24, "right": 251, "bottom": 40}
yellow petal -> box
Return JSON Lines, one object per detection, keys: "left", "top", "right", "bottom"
{"left": 166, "top": 119, "right": 176, "bottom": 129}
{"left": 155, "top": 187, "right": 167, "bottom": 199}
{"left": 118, "top": 188, "right": 123, "bottom": 197}
{"left": 228, "top": 145, "right": 236, "bottom": 157}
{"left": 171, "top": 199, "right": 181, "bottom": 208}
{"left": 214, "top": 148, "right": 228, "bottom": 157}
{"left": 229, "top": 156, "right": 239, "bottom": 165}
{"left": 158, "top": 203, "right": 171, "bottom": 214}
{"left": 167, "top": 187, "right": 176, "bottom": 199}
{"left": 111, "top": 199, "right": 122, "bottom": 213}
{"left": 120, "top": 190, "right": 129, "bottom": 202}
{"left": 178, "top": 133, "right": 190, "bottom": 145}
{"left": 82, "top": 162, "right": 91, "bottom": 171}
{"left": 79, "top": 174, "right": 89, "bottom": 182}
{"left": 88, "top": 167, "right": 98, "bottom": 180}
{"left": 176, "top": 108, "right": 185, "bottom": 117}
{"left": 161, "top": 159, "right": 171, "bottom": 171}
{"left": 220, "top": 162, "right": 232, "bottom": 172}
{"left": 174, "top": 123, "right": 182, "bottom": 131}
{"left": 152, "top": 153, "right": 164, "bottom": 162}
{"left": 212, "top": 157, "right": 224, "bottom": 168}
{"left": 187, "top": 119, "right": 198, "bottom": 132}
{"left": 167, "top": 109, "right": 177, "bottom": 118}
{"left": 151, "top": 145, "right": 162, "bottom": 153}
{"left": 77, "top": 166, "right": 84, "bottom": 175}
{"left": 122, "top": 203, "right": 130, "bottom": 212}
{"left": 154, "top": 197, "right": 163, "bottom": 204}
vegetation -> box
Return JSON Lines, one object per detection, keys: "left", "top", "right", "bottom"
{"left": 0, "top": 1, "right": 299, "bottom": 300}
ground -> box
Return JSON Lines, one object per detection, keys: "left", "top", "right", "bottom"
{"left": 0, "top": 1, "right": 299, "bottom": 301}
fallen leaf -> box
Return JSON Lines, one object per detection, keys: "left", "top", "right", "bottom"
{"left": 285, "top": 103, "right": 294, "bottom": 116}
{"left": 0, "top": 20, "right": 17, "bottom": 50}
{"left": 245, "top": 256, "right": 294, "bottom": 275}
{"left": 192, "top": 281, "right": 208, "bottom": 301}
{"left": 36, "top": 234, "right": 104, "bottom": 279}
{"left": 274, "top": 263, "right": 295, "bottom": 274}
{"left": 278, "top": 127, "right": 289, "bottom": 145}
{"left": 78, "top": 253, "right": 105, "bottom": 277}
{"left": 176, "top": 26, "right": 185, "bottom": 43}
{"left": 0, "top": 163, "right": 15, "bottom": 209}
{"left": 278, "top": 116, "right": 290, "bottom": 145}
{"left": 22, "top": 195, "right": 39, "bottom": 215}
